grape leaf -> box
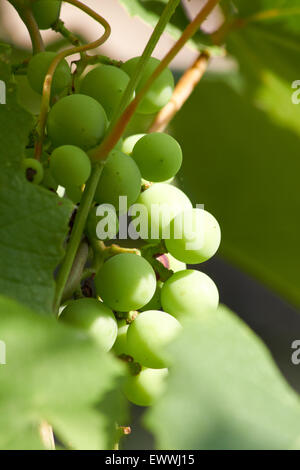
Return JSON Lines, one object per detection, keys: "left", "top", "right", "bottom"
{"left": 146, "top": 306, "right": 300, "bottom": 449}
{"left": 0, "top": 295, "right": 126, "bottom": 450}
{"left": 117, "top": 0, "right": 212, "bottom": 51}
{"left": 0, "top": 44, "right": 73, "bottom": 314}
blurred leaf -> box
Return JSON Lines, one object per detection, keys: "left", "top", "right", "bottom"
{"left": 146, "top": 306, "right": 300, "bottom": 449}
{"left": 0, "top": 295, "right": 125, "bottom": 450}
{"left": 118, "top": 0, "right": 212, "bottom": 51}
{"left": 0, "top": 44, "right": 73, "bottom": 314}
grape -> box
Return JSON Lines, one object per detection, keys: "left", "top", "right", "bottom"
{"left": 80, "top": 65, "right": 132, "bottom": 119}
{"left": 65, "top": 185, "right": 83, "bottom": 204}
{"left": 140, "top": 281, "right": 162, "bottom": 312}
{"left": 59, "top": 298, "right": 118, "bottom": 352}
{"left": 161, "top": 269, "right": 219, "bottom": 320}
{"left": 165, "top": 208, "right": 221, "bottom": 264}
{"left": 95, "top": 253, "right": 156, "bottom": 312}
{"left": 122, "top": 56, "right": 174, "bottom": 114}
{"left": 113, "top": 319, "right": 130, "bottom": 356}
{"left": 134, "top": 183, "right": 192, "bottom": 240}
{"left": 123, "top": 367, "right": 168, "bottom": 407}
{"left": 32, "top": 0, "right": 61, "bottom": 30}
{"left": 42, "top": 168, "right": 58, "bottom": 191}
{"left": 132, "top": 133, "right": 182, "bottom": 182}
{"left": 50, "top": 145, "right": 91, "bottom": 188}
{"left": 47, "top": 94, "right": 108, "bottom": 150}
{"left": 122, "top": 134, "right": 145, "bottom": 155}
{"left": 157, "top": 253, "right": 186, "bottom": 272}
{"left": 22, "top": 158, "right": 44, "bottom": 184}
{"left": 94, "top": 150, "right": 141, "bottom": 212}
{"left": 127, "top": 310, "right": 181, "bottom": 368}
{"left": 86, "top": 204, "right": 119, "bottom": 241}
{"left": 27, "top": 51, "right": 71, "bottom": 96}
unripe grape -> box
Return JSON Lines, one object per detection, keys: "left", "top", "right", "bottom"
{"left": 86, "top": 204, "right": 119, "bottom": 241}
{"left": 165, "top": 208, "right": 221, "bottom": 264}
{"left": 140, "top": 281, "right": 162, "bottom": 312}
{"left": 132, "top": 133, "right": 182, "bottom": 182}
{"left": 59, "top": 298, "right": 118, "bottom": 352}
{"left": 42, "top": 167, "right": 58, "bottom": 191}
{"left": 127, "top": 310, "right": 181, "bottom": 369}
{"left": 95, "top": 253, "right": 156, "bottom": 312}
{"left": 50, "top": 145, "right": 91, "bottom": 188}
{"left": 27, "top": 51, "right": 71, "bottom": 95}
{"left": 32, "top": 0, "right": 61, "bottom": 30}
{"left": 47, "top": 94, "right": 108, "bottom": 150}
{"left": 22, "top": 158, "right": 44, "bottom": 184}
{"left": 123, "top": 367, "right": 168, "bottom": 407}
{"left": 80, "top": 65, "right": 132, "bottom": 119}
{"left": 122, "top": 134, "right": 145, "bottom": 155}
{"left": 122, "top": 56, "right": 174, "bottom": 114}
{"left": 65, "top": 185, "right": 83, "bottom": 204}
{"left": 161, "top": 269, "right": 219, "bottom": 320}
{"left": 135, "top": 183, "right": 192, "bottom": 240}
{"left": 113, "top": 319, "right": 130, "bottom": 357}
{"left": 94, "top": 150, "right": 141, "bottom": 212}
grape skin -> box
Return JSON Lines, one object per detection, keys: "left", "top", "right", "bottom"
{"left": 127, "top": 310, "right": 181, "bottom": 369}
{"left": 32, "top": 0, "right": 61, "bottom": 30}
{"left": 134, "top": 183, "right": 192, "bottom": 240}
{"left": 132, "top": 133, "right": 182, "bottom": 182}
{"left": 123, "top": 367, "right": 168, "bottom": 407}
{"left": 113, "top": 319, "right": 130, "bottom": 357}
{"left": 165, "top": 208, "right": 221, "bottom": 264}
{"left": 94, "top": 150, "right": 141, "bottom": 212}
{"left": 47, "top": 94, "right": 108, "bottom": 150}
{"left": 80, "top": 65, "right": 132, "bottom": 119}
{"left": 121, "top": 57, "right": 174, "bottom": 114}
{"left": 95, "top": 254, "right": 157, "bottom": 312}
{"left": 50, "top": 145, "right": 91, "bottom": 188}
{"left": 122, "top": 134, "right": 145, "bottom": 155}
{"left": 27, "top": 51, "right": 71, "bottom": 96}
{"left": 161, "top": 269, "right": 219, "bottom": 320}
{"left": 23, "top": 158, "right": 44, "bottom": 184}
{"left": 59, "top": 298, "right": 118, "bottom": 352}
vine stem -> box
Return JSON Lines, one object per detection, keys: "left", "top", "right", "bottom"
{"left": 92, "top": 0, "right": 221, "bottom": 162}
{"left": 8, "top": 1, "right": 44, "bottom": 53}
{"left": 35, "top": 0, "right": 111, "bottom": 159}
{"left": 148, "top": 51, "right": 210, "bottom": 133}
{"left": 53, "top": 0, "right": 182, "bottom": 314}
{"left": 53, "top": 163, "right": 104, "bottom": 314}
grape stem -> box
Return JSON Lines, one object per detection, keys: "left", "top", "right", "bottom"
{"left": 8, "top": 2, "right": 44, "bottom": 53}
{"left": 34, "top": 0, "right": 111, "bottom": 160}
{"left": 148, "top": 51, "right": 210, "bottom": 133}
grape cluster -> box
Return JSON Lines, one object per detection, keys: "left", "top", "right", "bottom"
{"left": 22, "top": 4, "right": 221, "bottom": 408}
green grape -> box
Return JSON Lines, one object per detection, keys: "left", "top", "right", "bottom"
{"left": 122, "top": 56, "right": 174, "bottom": 114}
{"left": 134, "top": 183, "right": 192, "bottom": 241}
{"left": 127, "top": 310, "right": 181, "bottom": 368}
{"left": 32, "top": 0, "right": 61, "bottom": 30}
{"left": 165, "top": 208, "right": 221, "bottom": 264}
{"left": 140, "top": 281, "right": 162, "bottom": 312}
{"left": 22, "top": 158, "right": 44, "bottom": 184}
{"left": 80, "top": 65, "right": 132, "bottom": 119}
{"left": 95, "top": 253, "right": 156, "bottom": 312}
{"left": 122, "top": 134, "right": 145, "bottom": 155}
{"left": 42, "top": 167, "right": 58, "bottom": 191}
{"left": 132, "top": 133, "right": 182, "bottom": 182}
{"left": 86, "top": 204, "right": 119, "bottom": 241}
{"left": 47, "top": 94, "right": 108, "bottom": 150}
{"left": 27, "top": 51, "right": 71, "bottom": 95}
{"left": 65, "top": 185, "right": 83, "bottom": 204}
{"left": 59, "top": 298, "right": 118, "bottom": 352}
{"left": 157, "top": 253, "right": 186, "bottom": 272}
{"left": 94, "top": 150, "right": 141, "bottom": 212}
{"left": 161, "top": 269, "right": 219, "bottom": 320}
{"left": 113, "top": 319, "right": 130, "bottom": 356}
{"left": 50, "top": 145, "right": 91, "bottom": 187}
{"left": 123, "top": 367, "right": 168, "bottom": 407}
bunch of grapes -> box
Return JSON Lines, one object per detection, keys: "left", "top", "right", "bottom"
{"left": 22, "top": 2, "right": 221, "bottom": 408}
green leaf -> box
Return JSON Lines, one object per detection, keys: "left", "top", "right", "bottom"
{"left": 0, "top": 45, "right": 73, "bottom": 314}
{"left": 146, "top": 306, "right": 300, "bottom": 449}
{"left": 171, "top": 71, "right": 300, "bottom": 307}
{"left": 232, "top": 0, "right": 300, "bottom": 26}
{"left": 118, "top": 0, "right": 212, "bottom": 51}
{"left": 0, "top": 295, "right": 126, "bottom": 450}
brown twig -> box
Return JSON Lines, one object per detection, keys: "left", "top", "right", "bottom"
{"left": 149, "top": 51, "right": 210, "bottom": 133}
